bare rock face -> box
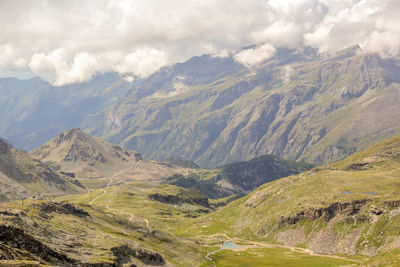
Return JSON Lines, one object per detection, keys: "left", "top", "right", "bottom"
{"left": 0, "top": 225, "right": 76, "bottom": 265}
{"left": 111, "top": 245, "right": 165, "bottom": 266}
{"left": 279, "top": 199, "right": 372, "bottom": 226}
{"left": 149, "top": 188, "right": 210, "bottom": 208}
{"left": 37, "top": 202, "right": 90, "bottom": 219}
{"left": 30, "top": 128, "right": 143, "bottom": 179}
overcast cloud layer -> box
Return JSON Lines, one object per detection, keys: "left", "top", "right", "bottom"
{"left": 0, "top": 0, "right": 399, "bottom": 85}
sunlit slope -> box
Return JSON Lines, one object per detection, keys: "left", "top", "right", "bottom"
{"left": 0, "top": 183, "right": 212, "bottom": 266}
{"left": 84, "top": 46, "right": 400, "bottom": 168}
{"left": 203, "top": 134, "right": 400, "bottom": 261}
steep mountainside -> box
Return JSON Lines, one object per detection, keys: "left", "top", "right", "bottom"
{"left": 167, "top": 154, "right": 312, "bottom": 198}
{"left": 203, "top": 133, "right": 400, "bottom": 264}
{"left": 0, "top": 73, "right": 133, "bottom": 151}
{"left": 83, "top": 46, "right": 400, "bottom": 168}
{"left": 0, "top": 138, "right": 82, "bottom": 201}
{"left": 30, "top": 128, "right": 187, "bottom": 181}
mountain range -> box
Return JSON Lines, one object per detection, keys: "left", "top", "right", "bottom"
{"left": 1, "top": 46, "right": 400, "bottom": 169}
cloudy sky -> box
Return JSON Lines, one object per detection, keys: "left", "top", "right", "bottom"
{"left": 0, "top": 0, "right": 399, "bottom": 85}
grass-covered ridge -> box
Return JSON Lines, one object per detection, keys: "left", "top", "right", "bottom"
{"left": 198, "top": 134, "right": 400, "bottom": 265}
{"left": 167, "top": 154, "right": 313, "bottom": 198}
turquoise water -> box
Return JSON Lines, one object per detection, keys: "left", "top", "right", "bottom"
{"left": 222, "top": 241, "right": 242, "bottom": 249}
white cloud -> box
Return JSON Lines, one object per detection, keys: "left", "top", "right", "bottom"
{"left": 29, "top": 49, "right": 98, "bottom": 86}
{"left": 0, "top": 0, "right": 399, "bottom": 84}
{"left": 116, "top": 47, "right": 167, "bottom": 78}
{"left": 281, "top": 66, "right": 294, "bottom": 83}
{"left": 234, "top": 44, "right": 276, "bottom": 67}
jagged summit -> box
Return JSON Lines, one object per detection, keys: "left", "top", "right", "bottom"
{"left": 30, "top": 128, "right": 143, "bottom": 178}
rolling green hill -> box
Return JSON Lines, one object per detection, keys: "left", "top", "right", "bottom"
{"left": 199, "top": 133, "right": 400, "bottom": 265}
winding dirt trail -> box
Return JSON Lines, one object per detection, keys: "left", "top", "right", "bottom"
{"left": 143, "top": 219, "right": 150, "bottom": 231}
{"left": 89, "top": 162, "right": 138, "bottom": 205}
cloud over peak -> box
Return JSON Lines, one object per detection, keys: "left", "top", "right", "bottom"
{"left": 0, "top": 0, "right": 399, "bottom": 85}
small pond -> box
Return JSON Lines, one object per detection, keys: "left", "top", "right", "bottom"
{"left": 222, "top": 241, "right": 242, "bottom": 249}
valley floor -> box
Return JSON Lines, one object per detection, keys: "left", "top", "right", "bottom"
{"left": 1, "top": 175, "right": 399, "bottom": 266}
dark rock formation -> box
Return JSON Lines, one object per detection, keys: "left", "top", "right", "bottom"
{"left": 111, "top": 245, "right": 165, "bottom": 266}
{"left": 0, "top": 225, "right": 76, "bottom": 265}
{"left": 279, "top": 199, "right": 372, "bottom": 226}
{"left": 37, "top": 202, "right": 90, "bottom": 218}
{"left": 148, "top": 190, "right": 210, "bottom": 208}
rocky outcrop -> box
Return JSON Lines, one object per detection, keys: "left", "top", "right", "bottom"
{"left": 0, "top": 225, "right": 76, "bottom": 265}
{"left": 279, "top": 199, "right": 371, "bottom": 227}
{"left": 149, "top": 190, "right": 210, "bottom": 208}
{"left": 37, "top": 202, "right": 90, "bottom": 218}
{"left": 111, "top": 245, "right": 165, "bottom": 266}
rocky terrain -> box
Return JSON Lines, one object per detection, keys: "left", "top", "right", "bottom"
{"left": 0, "top": 138, "right": 83, "bottom": 201}
{"left": 30, "top": 128, "right": 187, "bottom": 183}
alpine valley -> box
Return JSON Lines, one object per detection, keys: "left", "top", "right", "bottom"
{"left": 1, "top": 45, "right": 400, "bottom": 267}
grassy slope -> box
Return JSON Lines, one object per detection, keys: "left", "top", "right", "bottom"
{"left": 0, "top": 180, "right": 360, "bottom": 266}
{"left": 195, "top": 134, "right": 400, "bottom": 265}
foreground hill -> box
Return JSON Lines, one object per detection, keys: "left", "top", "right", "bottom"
{"left": 167, "top": 154, "right": 312, "bottom": 198}
{"left": 0, "top": 138, "right": 82, "bottom": 201}
{"left": 202, "top": 133, "right": 400, "bottom": 265}
{"left": 83, "top": 46, "right": 400, "bottom": 168}
{"left": 0, "top": 181, "right": 358, "bottom": 266}
{"left": 30, "top": 128, "right": 192, "bottom": 184}
{"left": 0, "top": 183, "right": 210, "bottom": 266}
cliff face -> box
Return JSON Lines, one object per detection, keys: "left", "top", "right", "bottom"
{"left": 83, "top": 47, "right": 400, "bottom": 168}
